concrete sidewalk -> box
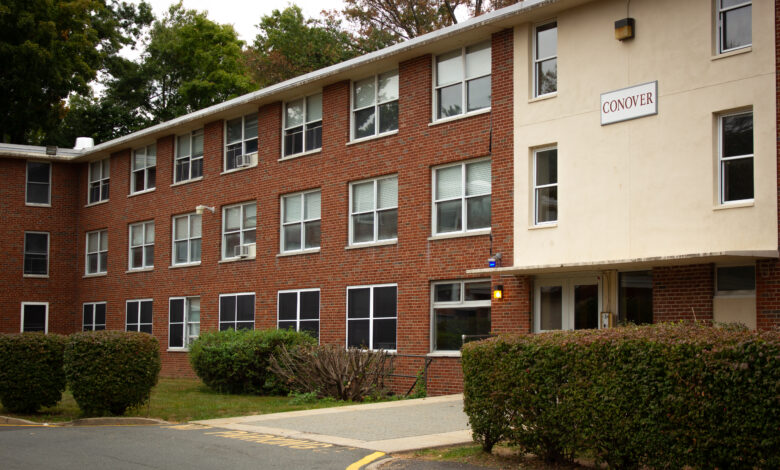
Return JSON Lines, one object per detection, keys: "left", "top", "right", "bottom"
{"left": 193, "top": 394, "right": 472, "bottom": 453}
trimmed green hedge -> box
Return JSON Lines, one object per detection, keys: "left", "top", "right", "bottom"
{"left": 189, "top": 328, "right": 316, "bottom": 395}
{"left": 462, "top": 323, "right": 780, "bottom": 468}
{"left": 0, "top": 333, "right": 66, "bottom": 413}
{"left": 64, "top": 331, "right": 161, "bottom": 416}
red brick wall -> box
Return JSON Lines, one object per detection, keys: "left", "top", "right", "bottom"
{"left": 652, "top": 264, "right": 714, "bottom": 323}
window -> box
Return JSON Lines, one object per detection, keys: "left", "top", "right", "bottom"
{"left": 433, "top": 159, "right": 491, "bottom": 234}
{"left": 128, "top": 221, "right": 154, "bottom": 270}
{"left": 169, "top": 297, "right": 200, "bottom": 348}
{"left": 618, "top": 271, "right": 653, "bottom": 325}
{"left": 350, "top": 176, "right": 397, "bottom": 245}
{"left": 83, "top": 302, "right": 106, "bottom": 331}
{"left": 21, "top": 302, "right": 48, "bottom": 332}
{"left": 219, "top": 293, "right": 254, "bottom": 330}
{"left": 175, "top": 130, "right": 204, "bottom": 183}
{"left": 432, "top": 280, "right": 491, "bottom": 351}
{"left": 347, "top": 284, "right": 397, "bottom": 350}
{"left": 88, "top": 159, "right": 110, "bottom": 204}
{"left": 126, "top": 299, "right": 153, "bottom": 333}
{"left": 278, "top": 289, "right": 320, "bottom": 339}
{"left": 222, "top": 202, "right": 256, "bottom": 259}
{"left": 534, "top": 22, "right": 557, "bottom": 97}
{"left": 131, "top": 145, "right": 156, "bottom": 194}
{"left": 534, "top": 147, "right": 558, "bottom": 224}
{"left": 23, "top": 232, "right": 49, "bottom": 276}
{"left": 352, "top": 71, "right": 399, "bottom": 140}
{"left": 26, "top": 161, "right": 51, "bottom": 205}
{"left": 173, "top": 213, "right": 201, "bottom": 265}
{"left": 718, "top": 1, "right": 751, "bottom": 53}
{"left": 281, "top": 190, "right": 321, "bottom": 252}
{"left": 719, "top": 111, "right": 753, "bottom": 204}
{"left": 283, "top": 94, "right": 322, "bottom": 157}
{"left": 716, "top": 265, "right": 756, "bottom": 294}
{"left": 225, "top": 114, "right": 258, "bottom": 171}
{"left": 435, "top": 42, "right": 491, "bottom": 120}
{"left": 85, "top": 229, "right": 108, "bottom": 275}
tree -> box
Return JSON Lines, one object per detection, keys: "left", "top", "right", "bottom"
{"left": 0, "top": 0, "right": 152, "bottom": 144}
{"left": 246, "top": 6, "right": 359, "bottom": 89}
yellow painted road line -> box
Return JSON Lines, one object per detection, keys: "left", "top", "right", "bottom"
{"left": 204, "top": 430, "right": 334, "bottom": 450}
{"left": 346, "top": 451, "right": 385, "bottom": 470}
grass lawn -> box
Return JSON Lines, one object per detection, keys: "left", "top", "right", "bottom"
{"left": 1, "top": 378, "right": 354, "bottom": 423}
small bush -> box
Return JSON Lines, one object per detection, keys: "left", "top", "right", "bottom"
{"left": 0, "top": 333, "right": 66, "bottom": 413}
{"left": 64, "top": 331, "right": 161, "bottom": 416}
{"left": 189, "top": 328, "right": 316, "bottom": 395}
{"left": 269, "top": 344, "right": 393, "bottom": 401}
{"left": 462, "top": 323, "right": 780, "bottom": 468}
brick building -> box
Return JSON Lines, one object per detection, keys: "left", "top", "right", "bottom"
{"left": 1, "top": 0, "right": 777, "bottom": 395}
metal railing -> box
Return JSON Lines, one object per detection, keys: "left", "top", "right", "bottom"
{"left": 387, "top": 353, "right": 434, "bottom": 397}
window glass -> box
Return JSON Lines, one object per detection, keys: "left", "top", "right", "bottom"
{"left": 26, "top": 162, "right": 50, "bottom": 205}
{"left": 86, "top": 230, "right": 107, "bottom": 274}
{"left": 219, "top": 294, "right": 255, "bottom": 330}
{"left": 22, "top": 304, "right": 47, "bottom": 332}
{"left": 282, "top": 191, "right": 321, "bottom": 252}
{"left": 434, "top": 160, "right": 491, "bottom": 234}
{"left": 347, "top": 285, "right": 397, "bottom": 350}
{"left": 350, "top": 176, "right": 398, "bottom": 244}
{"left": 277, "top": 290, "right": 320, "bottom": 340}
{"left": 88, "top": 159, "right": 110, "bottom": 204}
{"left": 435, "top": 43, "right": 491, "bottom": 120}
{"left": 433, "top": 280, "right": 491, "bottom": 351}
{"left": 539, "top": 285, "right": 562, "bottom": 330}
{"left": 436, "top": 50, "right": 462, "bottom": 86}
{"left": 354, "top": 78, "right": 375, "bottom": 108}
{"left": 720, "top": 112, "right": 753, "bottom": 203}
{"left": 534, "top": 22, "right": 558, "bottom": 97}
{"left": 436, "top": 166, "right": 462, "bottom": 200}
{"left": 378, "top": 72, "right": 399, "bottom": 102}
{"left": 129, "top": 221, "right": 154, "bottom": 270}
{"left": 173, "top": 213, "right": 201, "bottom": 265}
{"left": 618, "top": 271, "right": 653, "bottom": 325}
{"left": 126, "top": 300, "right": 152, "bottom": 334}
{"left": 535, "top": 148, "right": 558, "bottom": 224}
{"left": 222, "top": 202, "right": 256, "bottom": 259}
{"left": 719, "top": 1, "right": 752, "bottom": 52}
{"left": 24, "top": 232, "right": 48, "bottom": 275}
{"left": 466, "top": 42, "right": 491, "bottom": 78}
{"left": 717, "top": 266, "right": 756, "bottom": 292}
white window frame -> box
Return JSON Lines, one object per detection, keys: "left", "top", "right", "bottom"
{"left": 351, "top": 71, "right": 399, "bottom": 141}
{"left": 82, "top": 301, "right": 106, "bottom": 331}
{"left": 174, "top": 129, "right": 204, "bottom": 183}
{"left": 23, "top": 231, "right": 49, "bottom": 277}
{"left": 717, "top": 0, "right": 752, "bottom": 54}
{"left": 88, "top": 158, "right": 110, "bottom": 204}
{"left": 432, "top": 158, "right": 492, "bottom": 236}
{"left": 277, "top": 288, "right": 320, "bottom": 340}
{"left": 533, "top": 20, "right": 558, "bottom": 98}
{"left": 433, "top": 41, "right": 491, "bottom": 121}
{"left": 349, "top": 175, "right": 398, "bottom": 245}
{"left": 224, "top": 113, "right": 258, "bottom": 172}
{"left": 168, "top": 296, "right": 200, "bottom": 350}
{"left": 718, "top": 110, "right": 753, "bottom": 205}
{"left": 130, "top": 144, "right": 156, "bottom": 194}
{"left": 85, "top": 229, "right": 108, "bottom": 275}
{"left": 430, "top": 279, "right": 492, "bottom": 352}
{"left": 25, "top": 161, "right": 51, "bottom": 206}
{"left": 172, "top": 213, "right": 202, "bottom": 266}
{"left": 126, "top": 299, "right": 153, "bottom": 333}
{"left": 218, "top": 292, "right": 255, "bottom": 331}
{"left": 533, "top": 146, "right": 558, "bottom": 225}
{"left": 282, "top": 93, "right": 323, "bottom": 158}
{"left": 20, "top": 302, "right": 48, "bottom": 333}
{"left": 128, "top": 220, "right": 154, "bottom": 270}
{"left": 346, "top": 283, "right": 398, "bottom": 352}
{"left": 280, "top": 189, "right": 321, "bottom": 253}
{"left": 222, "top": 202, "right": 256, "bottom": 260}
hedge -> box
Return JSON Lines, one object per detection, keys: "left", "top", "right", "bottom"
{"left": 189, "top": 328, "right": 316, "bottom": 395}
{"left": 462, "top": 323, "right": 780, "bottom": 469}
{"left": 64, "top": 331, "right": 161, "bottom": 416}
{"left": 0, "top": 333, "right": 66, "bottom": 413}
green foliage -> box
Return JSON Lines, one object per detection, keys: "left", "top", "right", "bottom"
{"left": 409, "top": 368, "right": 427, "bottom": 399}
{"left": 0, "top": 333, "right": 66, "bottom": 413}
{"left": 63, "top": 331, "right": 161, "bottom": 416}
{"left": 189, "top": 328, "right": 316, "bottom": 395}
{"left": 462, "top": 323, "right": 780, "bottom": 468}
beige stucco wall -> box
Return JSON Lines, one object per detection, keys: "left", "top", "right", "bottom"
{"left": 512, "top": 0, "right": 777, "bottom": 267}
{"left": 713, "top": 296, "right": 757, "bottom": 329}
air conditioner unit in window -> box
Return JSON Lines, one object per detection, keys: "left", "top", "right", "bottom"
{"left": 235, "top": 153, "right": 247, "bottom": 168}
{"left": 235, "top": 243, "right": 256, "bottom": 258}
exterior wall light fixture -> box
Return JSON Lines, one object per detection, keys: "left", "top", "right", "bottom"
{"left": 493, "top": 285, "right": 504, "bottom": 300}
{"left": 195, "top": 205, "right": 215, "bottom": 215}
{"left": 615, "top": 18, "right": 635, "bottom": 41}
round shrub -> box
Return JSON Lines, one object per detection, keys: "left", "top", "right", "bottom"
{"left": 0, "top": 333, "right": 66, "bottom": 413}
{"left": 189, "top": 328, "right": 316, "bottom": 395}
{"left": 64, "top": 331, "right": 161, "bottom": 416}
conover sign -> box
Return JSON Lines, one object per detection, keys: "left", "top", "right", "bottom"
{"left": 600, "top": 81, "right": 658, "bottom": 125}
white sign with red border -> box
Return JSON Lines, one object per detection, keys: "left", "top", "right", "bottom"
{"left": 600, "top": 81, "right": 658, "bottom": 125}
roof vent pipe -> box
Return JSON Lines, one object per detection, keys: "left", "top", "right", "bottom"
{"left": 74, "top": 137, "right": 95, "bottom": 150}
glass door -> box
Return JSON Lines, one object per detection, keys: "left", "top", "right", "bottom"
{"left": 534, "top": 276, "right": 600, "bottom": 332}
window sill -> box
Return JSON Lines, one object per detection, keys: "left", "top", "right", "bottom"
{"left": 25, "top": 203, "right": 51, "bottom": 208}
{"left": 169, "top": 262, "right": 201, "bottom": 269}
{"left": 126, "top": 267, "right": 153, "bottom": 274}
{"left": 171, "top": 177, "right": 203, "bottom": 188}
{"left": 427, "top": 351, "right": 462, "bottom": 358}
{"left": 277, "top": 248, "right": 321, "bottom": 258}
{"left": 278, "top": 148, "right": 322, "bottom": 162}
{"left": 529, "top": 222, "right": 558, "bottom": 230}
{"left": 23, "top": 274, "right": 49, "bottom": 279}
{"left": 167, "top": 348, "right": 190, "bottom": 353}
{"left": 714, "top": 200, "right": 754, "bottom": 211}
{"left": 429, "top": 108, "right": 491, "bottom": 127}
{"left": 712, "top": 46, "right": 751, "bottom": 61}
{"left": 85, "top": 200, "right": 109, "bottom": 208}
{"left": 83, "top": 273, "right": 107, "bottom": 278}
{"left": 128, "top": 188, "right": 156, "bottom": 198}
{"left": 428, "top": 229, "right": 490, "bottom": 241}
{"left": 714, "top": 292, "right": 756, "bottom": 299}
{"left": 529, "top": 92, "right": 557, "bottom": 103}
{"left": 218, "top": 256, "right": 256, "bottom": 264}
{"left": 345, "top": 239, "right": 398, "bottom": 250}
{"left": 221, "top": 163, "right": 257, "bottom": 176}
{"left": 346, "top": 130, "right": 399, "bottom": 146}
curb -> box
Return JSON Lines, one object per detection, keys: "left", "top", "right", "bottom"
{"left": 0, "top": 415, "right": 169, "bottom": 426}
{"left": 366, "top": 457, "right": 395, "bottom": 469}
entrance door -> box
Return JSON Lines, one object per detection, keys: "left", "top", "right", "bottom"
{"left": 534, "top": 276, "right": 600, "bottom": 332}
